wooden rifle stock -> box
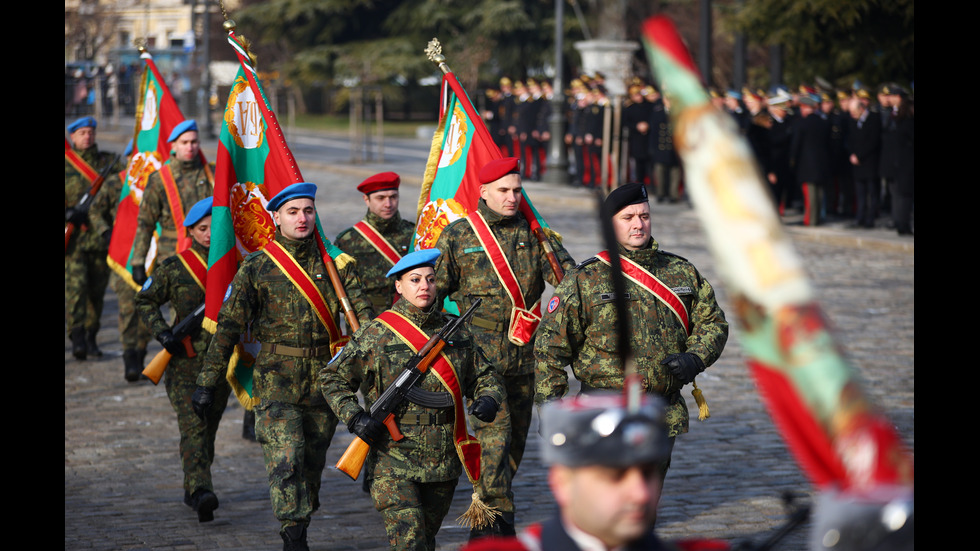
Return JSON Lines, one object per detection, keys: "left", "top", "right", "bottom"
{"left": 142, "top": 336, "right": 196, "bottom": 385}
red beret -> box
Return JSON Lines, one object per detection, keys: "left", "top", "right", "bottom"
{"left": 357, "top": 172, "right": 400, "bottom": 195}
{"left": 478, "top": 157, "right": 521, "bottom": 185}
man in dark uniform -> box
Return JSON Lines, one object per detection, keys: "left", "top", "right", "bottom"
{"left": 845, "top": 89, "right": 882, "bottom": 228}
{"left": 434, "top": 157, "right": 575, "bottom": 538}
{"left": 650, "top": 96, "right": 682, "bottom": 203}
{"left": 194, "top": 183, "right": 373, "bottom": 551}
{"left": 130, "top": 119, "right": 213, "bottom": 286}
{"left": 463, "top": 392, "right": 725, "bottom": 551}
{"left": 334, "top": 172, "right": 415, "bottom": 315}
{"left": 765, "top": 88, "right": 796, "bottom": 214}
{"left": 791, "top": 92, "right": 832, "bottom": 226}
{"left": 65, "top": 116, "right": 125, "bottom": 359}
{"left": 623, "top": 84, "right": 654, "bottom": 187}
{"left": 136, "top": 197, "right": 231, "bottom": 523}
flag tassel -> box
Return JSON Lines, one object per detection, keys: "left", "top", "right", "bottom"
{"left": 692, "top": 380, "right": 709, "bottom": 420}
{"left": 456, "top": 492, "right": 500, "bottom": 530}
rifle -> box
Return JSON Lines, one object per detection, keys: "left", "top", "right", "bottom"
{"left": 65, "top": 153, "right": 121, "bottom": 252}
{"left": 142, "top": 302, "right": 207, "bottom": 385}
{"left": 335, "top": 298, "right": 482, "bottom": 480}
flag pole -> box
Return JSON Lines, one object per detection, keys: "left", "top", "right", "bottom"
{"left": 424, "top": 39, "right": 564, "bottom": 284}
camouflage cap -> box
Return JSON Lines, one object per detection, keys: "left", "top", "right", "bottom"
{"left": 541, "top": 392, "right": 670, "bottom": 468}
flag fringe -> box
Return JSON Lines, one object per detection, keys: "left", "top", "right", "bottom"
{"left": 455, "top": 492, "right": 500, "bottom": 530}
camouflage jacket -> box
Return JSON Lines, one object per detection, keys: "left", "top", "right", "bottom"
{"left": 334, "top": 210, "right": 415, "bottom": 314}
{"left": 65, "top": 144, "right": 125, "bottom": 253}
{"left": 134, "top": 240, "right": 211, "bottom": 374}
{"left": 319, "top": 298, "right": 504, "bottom": 482}
{"left": 533, "top": 239, "right": 728, "bottom": 436}
{"left": 433, "top": 199, "right": 575, "bottom": 376}
{"left": 199, "top": 230, "right": 374, "bottom": 405}
{"left": 131, "top": 156, "right": 214, "bottom": 266}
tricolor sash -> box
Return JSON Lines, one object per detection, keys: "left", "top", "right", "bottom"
{"left": 595, "top": 250, "right": 690, "bottom": 335}
{"left": 177, "top": 248, "right": 208, "bottom": 292}
{"left": 158, "top": 165, "right": 192, "bottom": 254}
{"left": 467, "top": 212, "right": 541, "bottom": 346}
{"left": 262, "top": 240, "right": 347, "bottom": 354}
{"left": 353, "top": 221, "right": 403, "bottom": 266}
{"left": 375, "top": 309, "right": 482, "bottom": 483}
{"left": 65, "top": 146, "right": 100, "bottom": 185}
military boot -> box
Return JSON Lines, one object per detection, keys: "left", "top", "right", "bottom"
{"left": 468, "top": 513, "right": 516, "bottom": 540}
{"left": 86, "top": 329, "right": 103, "bottom": 357}
{"left": 123, "top": 349, "right": 142, "bottom": 382}
{"left": 70, "top": 328, "right": 87, "bottom": 360}
{"left": 281, "top": 525, "right": 309, "bottom": 551}
{"left": 189, "top": 489, "right": 219, "bottom": 522}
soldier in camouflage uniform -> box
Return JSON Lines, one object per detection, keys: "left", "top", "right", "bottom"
{"left": 434, "top": 157, "right": 575, "bottom": 538}
{"left": 90, "top": 139, "right": 153, "bottom": 381}
{"left": 135, "top": 198, "right": 230, "bottom": 522}
{"left": 320, "top": 249, "right": 505, "bottom": 551}
{"left": 130, "top": 120, "right": 214, "bottom": 287}
{"left": 534, "top": 183, "right": 728, "bottom": 478}
{"left": 65, "top": 116, "right": 125, "bottom": 359}
{"left": 194, "top": 183, "right": 373, "bottom": 551}
{"left": 334, "top": 172, "right": 415, "bottom": 315}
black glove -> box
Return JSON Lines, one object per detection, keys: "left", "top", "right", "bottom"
{"left": 132, "top": 265, "right": 147, "bottom": 286}
{"left": 348, "top": 411, "right": 386, "bottom": 446}
{"left": 661, "top": 353, "right": 705, "bottom": 385}
{"left": 191, "top": 386, "right": 215, "bottom": 421}
{"left": 65, "top": 207, "right": 89, "bottom": 226}
{"left": 468, "top": 396, "right": 499, "bottom": 423}
{"left": 158, "top": 331, "right": 183, "bottom": 355}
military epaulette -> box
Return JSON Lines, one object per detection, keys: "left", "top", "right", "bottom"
{"left": 574, "top": 256, "right": 601, "bottom": 270}
{"left": 542, "top": 226, "right": 564, "bottom": 244}
{"left": 658, "top": 250, "right": 690, "bottom": 263}
{"left": 159, "top": 255, "right": 181, "bottom": 267}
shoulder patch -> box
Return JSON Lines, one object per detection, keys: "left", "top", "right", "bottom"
{"left": 658, "top": 250, "right": 690, "bottom": 262}
{"left": 141, "top": 277, "right": 153, "bottom": 291}
{"left": 547, "top": 295, "right": 560, "bottom": 313}
{"left": 574, "top": 256, "right": 601, "bottom": 270}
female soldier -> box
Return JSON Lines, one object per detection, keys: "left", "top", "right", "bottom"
{"left": 319, "top": 249, "right": 505, "bottom": 551}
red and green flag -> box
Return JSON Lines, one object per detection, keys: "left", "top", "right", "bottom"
{"left": 206, "top": 24, "right": 347, "bottom": 406}
{"left": 107, "top": 49, "right": 198, "bottom": 289}
{"left": 641, "top": 15, "right": 913, "bottom": 492}
{"left": 414, "top": 70, "right": 553, "bottom": 252}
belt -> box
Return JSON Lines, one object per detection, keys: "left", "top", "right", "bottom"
{"left": 260, "top": 342, "right": 332, "bottom": 358}
{"left": 398, "top": 410, "right": 454, "bottom": 425}
{"left": 471, "top": 316, "right": 504, "bottom": 332}
{"left": 580, "top": 382, "right": 680, "bottom": 404}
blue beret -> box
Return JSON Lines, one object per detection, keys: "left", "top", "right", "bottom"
{"left": 267, "top": 182, "right": 317, "bottom": 212}
{"left": 167, "top": 120, "right": 198, "bottom": 142}
{"left": 603, "top": 182, "right": 648, "bottom": 215}
{"left": 67, "top": 117, "right": 97, "bottom": 133}
{"left": 386, "top": 248, "right": 441, "bottom": 279}
{"left": 124, "top": 139, "right": 134, "bottom": 157}
{"left": 184, "top": 197, "right": 214, "bottom": 227}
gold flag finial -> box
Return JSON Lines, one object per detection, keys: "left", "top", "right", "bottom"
{"left": 135, "top": 38, "right": 147, "bottom": 54}
{"left": 425, "top": 38, "right": 451, "bottom": 75}
{"left": 223, "top": 19, "right": 237, "bottom": 33}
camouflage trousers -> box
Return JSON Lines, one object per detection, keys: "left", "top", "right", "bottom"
{"left": 165, "top": 360, "right": 231, "bottom": 494}
{"left": 111, "top": 272, "right": 151, "bottom": 350}
{"left": 254, "top": 400, "right": 338, "bottom": 529}
{"left": 468, "top": 371, "right": 534, "bottom": 515}
{"left": 370, "top": 475, "right": 457, "bottom": 551}
{"left": 65, "top": 248, "right": 110, "bottom": 333}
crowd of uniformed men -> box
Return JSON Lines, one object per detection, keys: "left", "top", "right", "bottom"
{"left": 483, "top": 73, "right": 914, "bottom": 236}
{"left": 66, "top": 68, "right": 907, "bottom": 551}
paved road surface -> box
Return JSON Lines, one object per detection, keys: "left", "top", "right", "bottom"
{"left": 66, "top": 124, "right": 913, "bottom": 550}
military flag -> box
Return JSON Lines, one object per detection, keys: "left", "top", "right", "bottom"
{"left": 414, "top": 40, "right": 563, "bottom": 313}
{"left": 640, "top": 15, "right": 912, "bottom": 495}
{"left": 206, "top": 21, "right": 355, "bottom": 406}
{"left": 106, "top": 47, "right": 200, "bottom": 289}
